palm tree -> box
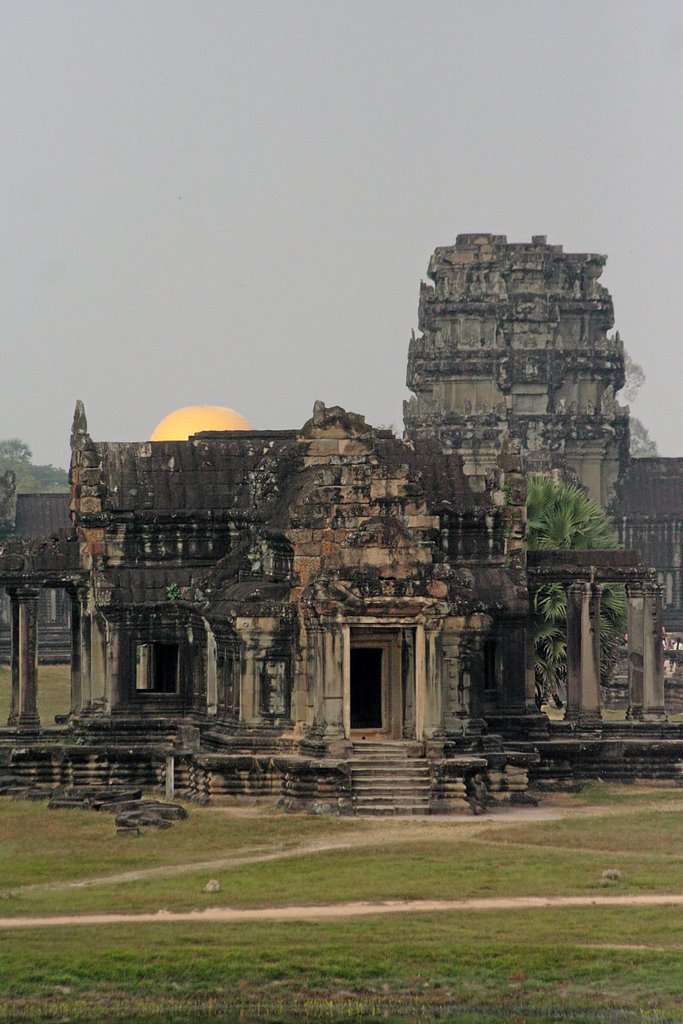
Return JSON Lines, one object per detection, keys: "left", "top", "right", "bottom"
{"left": 526, "top": 476, "right": 627, "bottom": 708}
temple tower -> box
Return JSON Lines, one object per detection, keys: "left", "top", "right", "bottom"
{"left": 404, "top": 234, "right": 630, "bottom": 506}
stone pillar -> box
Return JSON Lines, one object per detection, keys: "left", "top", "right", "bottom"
{"left": 422, "top": 626, "right": 443, "bottom": 739}
{"left": 626, "top": 581, "right": 645, "bottom": 719}
{"left": 463, "top": 634, "right": 486, "bottom": 736}
{"left": 414, "top": 623, "right": 426, "bottom": 740}
{"left": 106, "top": 623, "right": 123, "bottom": 712}
{"left": 69, "top": 591, "right": 82, "bottom": 715}
{"left": 239, "top": 628, "right": 259, "bottom": 724}
{"left": 440, "top": 633, "right": 462, "bottom": 736}
{"left": 322, "top": 626, "right": 344, "bottom": 736}
{"left": 7, "top": 589, "right": 19, "bottom": 726}
{"left": 642, "top": 582, "right": 667, "bottom": 721}
{"left": 16, "top": 588, "right": 40, "bottom": 732}
{"left": 78, "top": 591, "right": 92, "bottom": 712}
{"left": 342, "top": 624, "right": 351, "bottom": 739}
{"left": 566, "top": 582, "right": 602, "bottom": 729}
{"left": 89, "top": 612, "right": 107, "bottom": 709}
{"left": 206, "top": 627, "right": 218, "bottom": 716}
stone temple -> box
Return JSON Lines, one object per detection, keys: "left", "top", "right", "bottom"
{"left": 2, "top": 233, "right": 683, "bottom": 813}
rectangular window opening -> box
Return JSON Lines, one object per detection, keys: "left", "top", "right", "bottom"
{"left": 136, "top": 643, "right": 179, "bottom": 694}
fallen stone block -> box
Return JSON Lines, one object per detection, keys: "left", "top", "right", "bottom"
{"left": 114, "top": 810, "right": 173, "bottom": 829}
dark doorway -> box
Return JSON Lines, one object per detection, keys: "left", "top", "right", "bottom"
{"left": 351, "top": 647, "right": 383, "bottom": 729}
{"left": 136, "top": 643, "right": 179, "bottom": 693}
{"left": 152, "top": 644, "right": 178, "bottom": 693}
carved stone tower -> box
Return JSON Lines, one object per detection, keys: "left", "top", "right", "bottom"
{"left": 404, "top": 234, "right": 630, "bottom": 506}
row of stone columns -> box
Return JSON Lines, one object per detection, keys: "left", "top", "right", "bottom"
{"left": 5, "top": 585, "right": 104, "bottom": 732}
{"left": 564, "top": 580, "right": 666, "bottom": 727}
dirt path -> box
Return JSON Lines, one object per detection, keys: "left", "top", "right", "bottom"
{"left": 3, "top": 893, "right": 683, "bottom": 929}
{"left": 21, "top": 805, "right": 565, "bottom": 893}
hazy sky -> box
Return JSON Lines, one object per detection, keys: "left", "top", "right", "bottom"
{"left": 2, "top": 0, "right": 682, "bottom": 468}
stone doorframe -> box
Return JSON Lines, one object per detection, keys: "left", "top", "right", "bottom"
{"left": 341, "top": 621, "right": 428, "bottom": 741}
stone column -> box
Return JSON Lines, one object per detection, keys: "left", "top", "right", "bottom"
{"left": 342, "top": 624, "right": 351, "bottom": 739}
{"left": 440, "top": 634, "right": 462, "bottom": 736}
{"left": 89, "top": 612, "right": 107, "bottom": 709}
{"left": 206, "top": 627, "right": 218, "bottom": 716}
{"left": 106, "top": 623, "right": 122, "bottom": 712}
{"left": 322, "top": 626, "right": 344, "bottom": 736}
{"left": 69, "top": 591, "right": 82, "bottom": 715}
{"left": 414, "top": 623, "right": 426, "bottom": 740}
{"left": 78, "top": 591, "right": 92, "bottom": 712}
{"left": 422, "top": 626, "right": 443, "bottom": 739}
{"left": 7, "top": 589, "right": 19, "bottom": 726}
{"left": 566, "top": 582, "right": 602, "bottom": 728}
{"left": 16, "top": 588, "right": 40, "bottom": 732}
{"left": 626, "top": 581, "right": 645, "bottom": 719}
{"left": 456, "top": 633, "right": 486, "bottom": 737}
{"left": 642, "top": 582, "right": 667, "bottom": 721}
{"left": 239, "top": 626, "right": 259, "bottom": 724}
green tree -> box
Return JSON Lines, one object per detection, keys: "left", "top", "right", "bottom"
{"left": 527, "top": 476, "right": 627, "bottom": 708}
{"left": 624, "top": 352, "right": 658, "bottom": 458}
{"left": 0, "top": 438, "right": 68, "bottom": 493}
{"left": 0, "top": 438, "right": 32, "bottom": 463}
{"left": 629, "top": 417, "right": 658, "bottom": 458}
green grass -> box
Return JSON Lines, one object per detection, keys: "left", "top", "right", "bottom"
{"left": 0, "top": 663, "right": 71, "bottom": 724}
{"left": 3, "top": 783, "right": 683, "bottom": 1020}
{"left": 2, "top": 911, "right": 683, "bottom": 1022}
{"left": 0, "top": 799, "right": 363, "bottom": 890}
{"left": 4, "top": 784, "right": 683, "bottom": 916}
{"left": 0, "top": 832, "right": 662, "bottom": 918}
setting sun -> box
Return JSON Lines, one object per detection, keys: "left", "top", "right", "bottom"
{"left": 150, "top": 405, "right": 253, "bottom": 441}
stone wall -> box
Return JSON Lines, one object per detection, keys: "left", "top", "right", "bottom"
{"left": 616, "top": 458, "right": 683, "bottom": 631}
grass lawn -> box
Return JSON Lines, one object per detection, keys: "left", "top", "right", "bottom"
{"left": 2, "top": 909, "right": 683, "bottom": 1023}
{"left": 2, "top": 784, "right": 683, "bottom": 1020}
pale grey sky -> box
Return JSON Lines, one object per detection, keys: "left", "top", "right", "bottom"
{"left": 2, "top": 0, "right": 682, "bottom": 468}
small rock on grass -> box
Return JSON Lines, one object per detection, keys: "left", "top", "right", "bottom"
{"left": 204, "top": 879, "right": 221, "bottom": 893}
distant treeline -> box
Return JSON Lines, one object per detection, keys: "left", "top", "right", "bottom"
{"left": 0, "top": 439, "right": 68, "bottom": 493}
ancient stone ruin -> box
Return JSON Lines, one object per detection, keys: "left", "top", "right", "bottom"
{"left": 2, "top": 233, "right": 683, "bottom": 813}
{"left": 405, "top": 234, "right": 629, "bottom": 506}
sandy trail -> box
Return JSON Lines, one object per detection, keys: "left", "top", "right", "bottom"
{"left": 3, "top": 893, "right": 683, "bottom": 929}
{"left": 20, "top": 805, "right": 565, "bottom": 893}
{"left": 3, "top": 799, "right": 683, "bottom": 931}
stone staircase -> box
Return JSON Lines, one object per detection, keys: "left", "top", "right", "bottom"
{"left": 350, "top": 741, "right": 431, "bottom": 815}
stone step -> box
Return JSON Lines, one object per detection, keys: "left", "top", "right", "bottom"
{"left": 350, "top": 770, "right": 430, "bottom": 782}
{"left": 354, "top": 803, "right": 430, "bottom": 816}
{"left": 350, "top": 743, "right": 432, "bottom": 816}
{"left": 352, "top": 801, "right": 430, "bottom": 816}
{"left": 352, "top": 740, "right": 413, "bottom": 747}
{"left": 351, "top": 755, "right": 411, "bottom": 763}
{"left": 352, "top": 788, "right": 431, "bottom": 800}
{"left": 351, "top": 750, "right": 410, "bottom": 757}
{"left": 350, "top": 770, "right": 430, "bottom": 778}
{"left": 353, "top": 770, "right": 430, "bottom": 779}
